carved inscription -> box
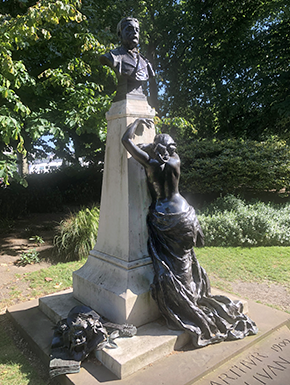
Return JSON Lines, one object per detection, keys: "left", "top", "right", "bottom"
{"left": 201, "top": 327, "right": 290, "bottom": 385}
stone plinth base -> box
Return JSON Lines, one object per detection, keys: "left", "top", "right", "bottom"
{"left": 95, "top": 320, "right": 190, "bottom": 379}
{"left": 38, "top": 288, "right": 247, "bottom": 380}
{"left": 8, "top": 289, "right": 290, "bottom": 385}
{"left": 39, "top": 289, "right": 189, "bottom": 379}
{"left": 73, "top": 252, "right": 159, "bottom": 327}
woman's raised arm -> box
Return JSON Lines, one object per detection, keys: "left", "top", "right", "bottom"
{"left": 122, "top": 118, "right": 153, "bottom": 167}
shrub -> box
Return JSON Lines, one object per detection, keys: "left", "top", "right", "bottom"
{"left": 53, "top": 205, "right": 100, "bottom": 261}
{"left": 47, "top": 164, "right": 103, "bottom": 206}
{"left": 198, "top": 195, "right": 290, "bottom": 246}
{"left": 179, "top": 138, "right": 290, "bottom": 194}
{"left": 0, "top": 218, "right": 14, "bottom": 234}
{"left": 29, "top": 235, "right": 45, "bottom": 245}
{"left": 0, "top": 182, "right": 29, "bottom": 218}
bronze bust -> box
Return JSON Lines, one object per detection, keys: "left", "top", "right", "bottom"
{"left": 100, "top": 17, "right": 155, "bottom": 101}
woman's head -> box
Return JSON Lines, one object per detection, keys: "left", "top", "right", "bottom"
{"left": 153, "top": 134, "right": 177, "bottom": 163}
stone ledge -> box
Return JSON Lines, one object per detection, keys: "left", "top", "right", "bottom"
{"left": 38, "top": 288, "right": 249, "bottom": 379}
{"left": 39, "top": 289, "right": 189, "bottom": 378}
{"left": 95, "top": 321, "right": 190, "bottom": 379}
{"left": 7, "top": 291, "right": 290, "bottom": 385}
{"left": 39, "top": 289, "right": 83, "bottom": 323}
{"left": 38, "top": 288, "right": 248, "bottom": 379}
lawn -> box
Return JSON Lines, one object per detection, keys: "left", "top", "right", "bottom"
{"left": 196, "top": 246, "right": 290, "bottom": 286}
{"left": 21, "top": 246, "right": 290, "bottom": 302}
{"left": 1, "top": 246, "right": 290, "bottom": 384}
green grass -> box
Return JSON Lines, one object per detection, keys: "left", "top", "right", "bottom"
{"left": 0, "top": 317, "right": 45, "bottom": 385}
{"left": 8, "top": 288, "right": 22, "bottom": 301}
{"left": 19, "top": 247, "right": 290, "bottom": 300}
{"left": 195, "top": 246, "right": 290, "bottom": 287}
{"left": 17, "top": 246, "right": 290, "bottom": 304}
{"left": 23, "top": 259, "right": 86, "bottom": 298}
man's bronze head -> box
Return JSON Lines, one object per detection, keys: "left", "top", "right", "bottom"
{"left": 117, "top": 17, "right": 139, "bottom": 50}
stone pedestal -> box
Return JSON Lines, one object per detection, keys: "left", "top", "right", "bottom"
{"left": 73, "top": 98, "right": 160, "bottom": 327}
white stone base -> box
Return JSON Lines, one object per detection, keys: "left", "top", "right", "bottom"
{"left": 39, "top": 289, "right": 188, "bottom": 379}
{"left": 95, "top": 320, "right": 190, "bottom": 379}
{"left": 38, "top": 288, "right": 249, "bottom": 380}
{"left": 73, "top": 252, "right": 160, "bottom": 327}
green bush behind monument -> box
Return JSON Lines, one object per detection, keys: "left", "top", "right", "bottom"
{"left": 51, "top": 195, "right": 290, "bottom": 262}
{"left": 198, "top": 195, "right": 290, "bottom": 247}
{"left": 178, "top": 137, "right": 290, "bottom": 195}
{"left": 0, "top": 165, "right": 102, "bottom": 218}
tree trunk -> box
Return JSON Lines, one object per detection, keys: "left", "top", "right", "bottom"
{"left": 17, "top": 152, "right": 29, "bottom": 176}
{"left": 146, "top": 42, "right": 159, "bottom": 113}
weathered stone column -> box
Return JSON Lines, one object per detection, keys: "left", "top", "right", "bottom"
{"left": 73, "top": 98, "right": 160, "bottom": 327}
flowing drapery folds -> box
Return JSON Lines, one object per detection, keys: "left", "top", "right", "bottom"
{"left": 147, "top": 206, "right": 258, "bottom": 347}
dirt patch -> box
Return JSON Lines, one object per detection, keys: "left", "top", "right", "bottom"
{"left": 0, "top": 212, "right": 66, "bottom": 311}
{"left": 230, "top": 280, "right": 290, "bottom": 313}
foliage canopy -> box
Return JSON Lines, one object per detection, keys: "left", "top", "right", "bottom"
{"left": 0, "top": 0, "right": 115, "bottom": 184}
{"left": 1, "top": 0, "right": 289, "bottom": 193}
{"left": 158, "top": 0, "right": 290, "bottom": 140}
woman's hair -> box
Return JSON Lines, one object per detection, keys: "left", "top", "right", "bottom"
{"left": 138, "top": 143, "right": 155, "bottom": 157}
{"left": 153, "top": 134, "right": 175, "bottom": 147}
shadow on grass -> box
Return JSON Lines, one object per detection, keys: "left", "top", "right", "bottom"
{"left": 0, "top": 313, "right": 47, "bottom": 385}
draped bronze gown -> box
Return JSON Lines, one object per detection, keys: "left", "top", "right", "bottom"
{"left": 147, "top": 205, "right": 258, "bottom": 347}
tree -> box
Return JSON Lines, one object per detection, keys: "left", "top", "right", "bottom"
{"left": 0, "top": 0, "right": 115, "bottom": 184}
{"left": 92, "top": 0, "right": 290, "bottom": 141}
{"left": 2, "top": 0, "right": 288, "bottom": 187}
{"left": 158, "top": 0, "right": 290, "bottom": 140}
{"left": 0, "top": 0, "right": 187, "bottom": 186}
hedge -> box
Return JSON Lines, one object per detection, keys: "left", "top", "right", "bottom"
{"left": 179, "top": 138, "right": 290, "bottom": 194}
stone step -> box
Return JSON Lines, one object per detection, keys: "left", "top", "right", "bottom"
{"left": 38, "top": 288, "right": 248, "bottom": 379}
{"left": 39, "top": 289, "right": 190, "bottom": 378}
{"left": 7, "top": 290, "right": 290, "bottom": 385}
